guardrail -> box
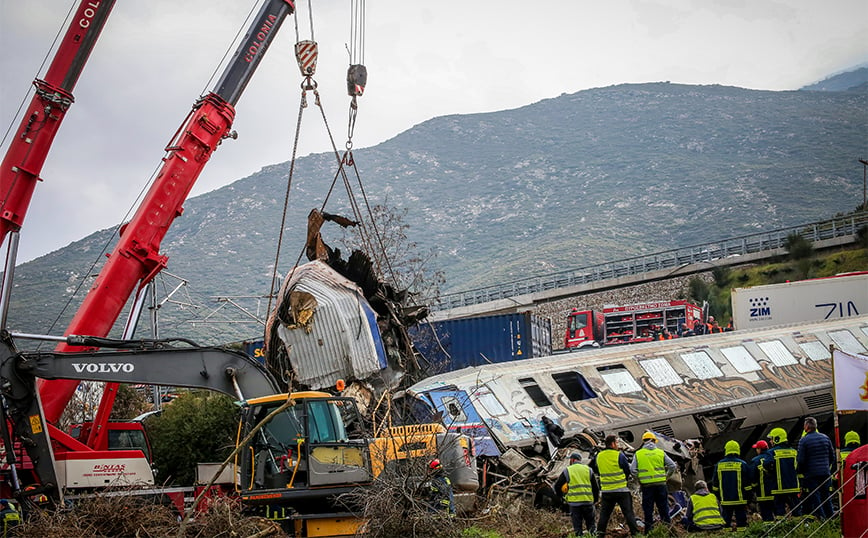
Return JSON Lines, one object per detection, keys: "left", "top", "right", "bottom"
{"left": 434, "top": 213, "right": 868, "bottom": 311}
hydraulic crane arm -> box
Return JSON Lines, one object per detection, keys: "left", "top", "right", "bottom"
{"left": 39, "top": 0, "right": 296, "bottom": 426}
{"left": 0, "top": 1, "right": 117, "bottom": 246}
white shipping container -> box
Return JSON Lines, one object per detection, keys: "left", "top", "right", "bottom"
{"left": 731, "top": 272, "right": 868, "bottom": 330}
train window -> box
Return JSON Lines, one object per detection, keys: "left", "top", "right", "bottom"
{"left": 830, "top": 330, "right": 867, "bottom": 355}
{"left": 758, "top": 340, "right": 798, "bottom": 367}
{"left": 680, "top": 351, "right": 723, "bottom": 379}
{"left": 518, "top": 377, "right": 552, "bottom": 407}
{"left": 597, "top": 365, "right": 642, "bottom": 394}
{"left": 639, "top": 358, "right": 682, "bottom": 386}
{"left": 475, "top": 385, "right": 508, "bottom": 417}
{"left": 440, "top": 396, "right": 468, "bottom": 422}
{"left": 799, "top": 341, "right": 829, "bottom": 361}
{"left": 721, "top": 346, "right": 760, "bottom": 373}
{"left": 551, "top": 371, "right": 598, "bottom": 401}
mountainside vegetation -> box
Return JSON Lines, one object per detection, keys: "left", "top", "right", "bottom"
{"left": 7, "top": 80, "right": 867, "bottom": 344}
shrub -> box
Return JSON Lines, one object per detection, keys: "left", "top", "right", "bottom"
{"left": 147, "top": 391, "right": 239, "bottom": 486}
{"left": 784, "top": 233, "right": 813, "bottom": 260}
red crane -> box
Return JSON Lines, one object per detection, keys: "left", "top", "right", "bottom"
{"left": 0, "top": 1, "right": 117, "bottom": 247}
{"left": 36, "top": 0, "right": 296, "bottom": 458}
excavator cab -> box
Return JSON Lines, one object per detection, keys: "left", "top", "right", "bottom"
{"left": 237, "top": 392, "right": 372, "bottom": 502}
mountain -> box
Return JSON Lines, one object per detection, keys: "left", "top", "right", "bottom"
{"left": 8, "top": 82, "right": 868, "bottom": 344}
{"left": 800, "top": 66, "right": 868, "bottom": 92}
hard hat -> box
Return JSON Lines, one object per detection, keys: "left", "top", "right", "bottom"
{"left": 768, "top": 427, "right": 788, "bottom": 444}
{"left": 561, "top": 483, "right": 569, "bottom": 494}
{"left": 751, "top": 440, "right": 769, "bottom": 450}
{"left": 642, "top": 431, "right": 658, "bottom": 443}
{"left": 845, "top": 431, "right": 861, "bottom": 446}
{"left": 428, "top": 459, "right": 442, "bottom": 470}
{"left": 570, "top": 452, "right": 583, "bottom": 462}
{"left": 724, "top": 440, "right": 740, "bottom": 456}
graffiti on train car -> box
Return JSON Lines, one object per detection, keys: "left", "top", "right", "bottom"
{"left": 500, "top": 352, "right": 831, "bottom": 436}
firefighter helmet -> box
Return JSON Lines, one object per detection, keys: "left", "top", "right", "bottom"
{"left": 428, "top": 459, "right": 442, "bottom": 470}
{"left": 768, "top": 427, "right": 788, "bottom": 444}
{"left": 724, "top": 440, "right": 740, "bottom": 456}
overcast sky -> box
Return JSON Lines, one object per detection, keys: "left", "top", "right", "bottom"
{"left": 1, "top": 0, "right": 866, "bottom": 263}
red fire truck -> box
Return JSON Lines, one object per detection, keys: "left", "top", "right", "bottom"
{"left": 564, "top": 300, "right": 703, "bottom": 349}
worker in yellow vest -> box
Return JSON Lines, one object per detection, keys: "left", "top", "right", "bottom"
{"left": 0, "top": 499, "right": 20, "bottom": 537}
{"left": 594, "top": 434, "right": 640, "bottom": 537}
{"left": 629, "top": 431, "right": 677, "bottom": 532}
{"left": 683, "top": 480, "right": 725, "bottom": 531}
{"left": 554, "top": 452, "right": 600, "bottom": 536}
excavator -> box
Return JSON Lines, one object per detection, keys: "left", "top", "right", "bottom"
{"left": 0, "top": 1, "right": 473, "bottom": 535}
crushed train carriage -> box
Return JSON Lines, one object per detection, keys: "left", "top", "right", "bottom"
{"left": 400, "top": 315, "right": 868, "bottom": 491}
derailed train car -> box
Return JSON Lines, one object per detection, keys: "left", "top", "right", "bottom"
{"left": 401, "top": 315, "right": 868, "bottom": 485}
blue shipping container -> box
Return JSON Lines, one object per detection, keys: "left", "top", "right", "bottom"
{"left": 243, "top": 339, "right": 266, "bottom": 364}
{"left": 410, "top": 312, "right": 552, "bottom": 374}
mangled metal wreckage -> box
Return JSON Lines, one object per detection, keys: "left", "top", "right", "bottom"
{"left": 264, "top": 209, "right": 427, "bottom": 412}
{"left": 398, "top": 315, "right": 868, "bottom": 498}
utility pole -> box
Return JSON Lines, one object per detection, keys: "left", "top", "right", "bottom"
{"left": 860, "top": 158, "right": 868, "bottom": 211}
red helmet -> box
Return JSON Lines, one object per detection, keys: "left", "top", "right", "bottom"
{"left": 428, "top": 459, "right": 442, "bottom": 470}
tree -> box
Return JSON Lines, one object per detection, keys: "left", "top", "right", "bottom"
{"left": 340, "top": 203, "right": 445, "bottom": 305}
{"left": 147, "top": 391, "right": 239, "bottom": 486}
{"left": 784, "top": 232, "right": 813, "bottom": 260}
{"left": 856, "top": 225, "right": 868, "bottom": 248}
{"left": 110, "top": 384, "right": 151, "bottom": 420}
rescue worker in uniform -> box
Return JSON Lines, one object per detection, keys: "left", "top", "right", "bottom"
{"left": 554, "top": 452, "right": 599, "bottom": 536}
{"left": 426, "top": 459, "right": 455, "bottom": 516}
{"left": 797, "top": 416, "right": 835, "bottom": 519}
{"left": 840, "top": 431, "right": 862, "bottom": 462}
{"left": 767, "top": 427, "right": 800, "bottom": 516}
{"left": 683, "top": 480, "right": 725, "bottom": 532}
{"left": 629, "top": 431, "right": 676, "bottom": 532}
{"left": 0, "top": 499, "right": 20, "bottom": 537}
{"left": 749, "top": 439, "right": 776, "bottom": 521}
{"left": 594, "top": 434, "right": 640, "bottom": 537}
{"left": 712, "top": 440, "right": 750, "bottom": 529}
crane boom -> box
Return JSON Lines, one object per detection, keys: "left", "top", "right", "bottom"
{"left": 0, "top": 1, "right": 117, "bottom": 246}
{"left": 38, "top": 0, "right": 295, "bottom": 428}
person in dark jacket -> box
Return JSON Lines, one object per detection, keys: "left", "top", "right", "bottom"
{"left": 425, "top": 459, "right": 455, "bottom": 515}
{"left": 554, "top": 452, "right": 600, "bottom": 536}
{"left": 767, "top": 426, "right": 800, "bottom": 516}
{"left": 541, "top": 416, "right": 564, "bottom": 448}
{"left": 749, "top": 440, "right": 776, "bottom": 521}
{"left": 712, "top": 440, "right": 750, "bottom": 529}
{"left": 797, "top": 417, "right": 836, "bottom": 519}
